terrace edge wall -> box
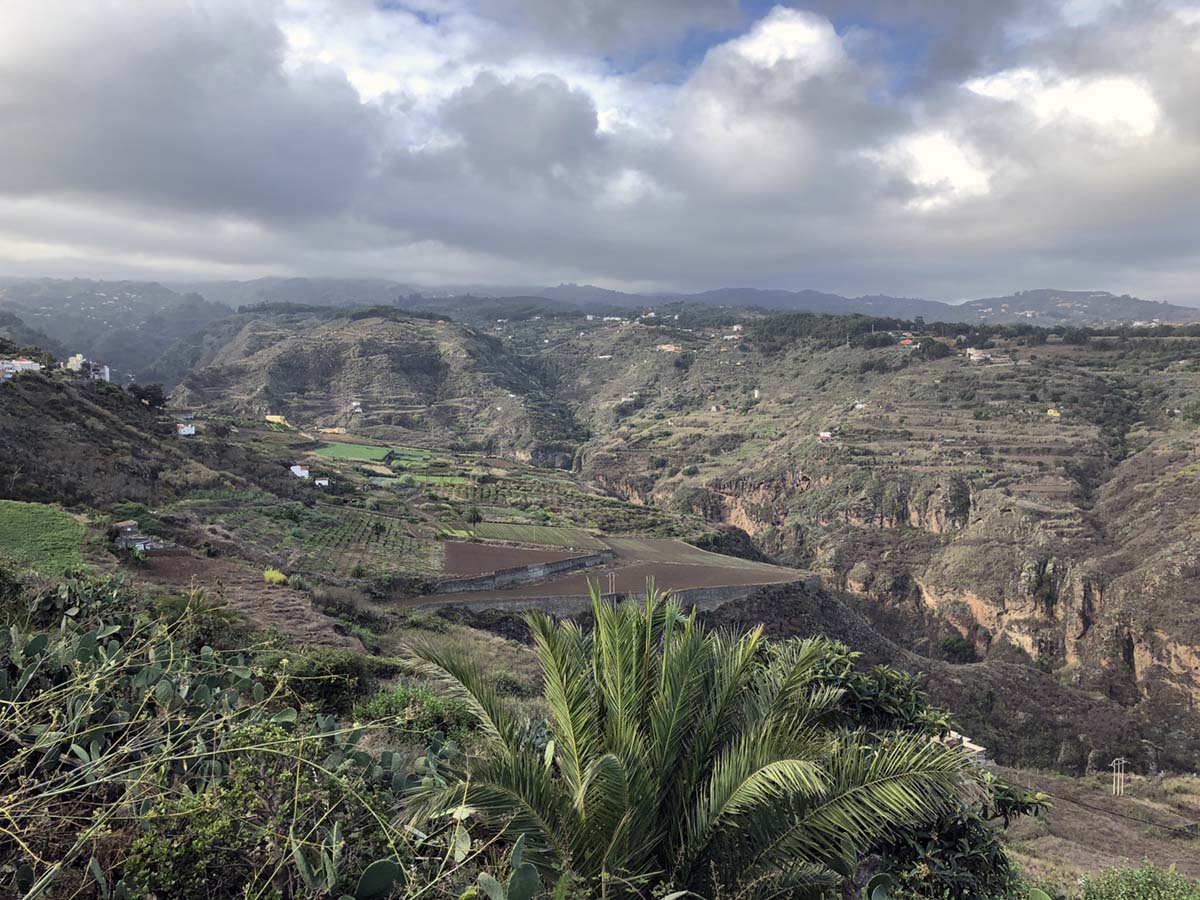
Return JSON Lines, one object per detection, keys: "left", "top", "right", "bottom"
{"left": 431, "top": 550, "right": 616, "bottom": 594}
{"left": 422, "top": 576, "right": 818, "bottom": 614}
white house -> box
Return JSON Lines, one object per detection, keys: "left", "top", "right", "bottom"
{"left": 732, "top": 324, "right": 744, "bottom": 332}
{"left": 314, "top": 477, "right": 330, "bottom": 487}
{"left": 0, "top": 357, "right": 43, "bottom": 378}
{"left": 290, "top": 465, "right": 310, "bottom": 479}
{"left": 175, "top": 423, "right": 196, "bottom": 436}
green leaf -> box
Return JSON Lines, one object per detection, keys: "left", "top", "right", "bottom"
{"left": 452, "top": 823, "right": 471, "bottom": 863}
{"left": 866, "top": 872, "right": 894, "bottom": 900}
{"left": 272, "top": 708, "right": 299, "bottom": 725}
{"left": 88, "top": 857, "right": 110, "bottom": 900}
{"left": 477, "top": 873, "right": 506, "bottom": 900}
{"left": 354, "top": 859, "right": 401, "bottom": 900}
{"left": 510, "top": 832, "right": 526, "bottom": 871}
{"left": 153, "top": 679, "right": 174, "bottom": 705}
{"left": 507, "top": 863, "right": 539, "bottom": 900}
{"left": 1027, "top": 891, "right": 1052, "bottom": 900}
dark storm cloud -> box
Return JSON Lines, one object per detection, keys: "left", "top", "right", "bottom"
{"left": 0, "top": 1, "right": 375, "bottom": 219}
{"left": 441, "top": 73, "right": 603, "bottom": 177}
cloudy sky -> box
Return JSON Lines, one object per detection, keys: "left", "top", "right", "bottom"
{"left": 1, "top": 0, "right": 1199, "bottom": 301}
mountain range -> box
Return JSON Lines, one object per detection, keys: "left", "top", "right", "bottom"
{"left": 3, "top": 275, "right": 1199, "bottom": 376}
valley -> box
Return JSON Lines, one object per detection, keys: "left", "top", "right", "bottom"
{"left": 3, "top": 298, "right": 1199, "bottom": 897}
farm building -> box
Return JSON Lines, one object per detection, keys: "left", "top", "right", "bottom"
{"left": 265, "top": 414, "right": 290, "bottom": 426}
{"left": 966, "top": 348, "right": 992, "bottom": 363}
{"left": 656, "top": 343, "right": 683, "bottom": 353}
{"left": 817, "top": 431, "right": 833, "bottom": 441}
{"left": 175, "top": 423, "right": 196, "bottom": 436}
{"left": 1047, "top": 408, "right": 1062, "bottom": 418}
{"left": 290, "top": 465, "right": 310, "bottom": 479}
{"left": 315, "top": 477, "right": 330, "bottom": 487}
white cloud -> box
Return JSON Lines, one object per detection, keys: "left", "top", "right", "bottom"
{"left": 967, "top": 68, "right": 1161, "bottom": 140}
{"left": 718, "top": 6, "right": 844, "bottom": 73}
{"left": 874, "top": 132, "right": 992, "bottom": 210}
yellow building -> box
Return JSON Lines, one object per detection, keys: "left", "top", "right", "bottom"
{"left": 265, "top": 414, "right": 290, "bottom": 426}
{"left": 656, "top": 343, "right": 683, "bottom": 353}
{"left": 1046, "top": 408, "right": 1062, "bottom": 418}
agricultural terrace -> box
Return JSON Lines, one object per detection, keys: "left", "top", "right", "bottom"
{"left": 419, "top": 535, "right": 801, "bottom": 606}
{"left": 312, "top": 441, "right": 391, "bottom": 461}
{"left": 0, "top": 500, "right": 86, "bottom": 572}
{"left": 455, "top": 522, "right": 608, "bottom": 550}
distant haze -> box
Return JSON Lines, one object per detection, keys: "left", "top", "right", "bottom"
{"left": 1, "top": 1, "right": 1199, "bottom": 303}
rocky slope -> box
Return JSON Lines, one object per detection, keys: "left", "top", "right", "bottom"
{"left": 541, "top": 321, "right": 1200, "bottom": 768}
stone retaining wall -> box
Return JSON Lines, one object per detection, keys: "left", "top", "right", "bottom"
{"left": 431, "top": 550, "right": 616, "bottom": 594}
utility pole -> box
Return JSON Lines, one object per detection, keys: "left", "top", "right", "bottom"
{"left": 1110, "top": 757, "right": 1128, "bottom": 797}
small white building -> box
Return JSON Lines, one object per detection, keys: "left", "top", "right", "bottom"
{"left": 732, "top": 324, "right": 744, "bottom": 332}
{"left": 0, "top": 357, "right": 43, "bottom": 378}
{"left": 817, "top": 431, "right": 833, "bottom": 441}
{"left": 314, "top": 477, "right": 330, "bottom": 487}
{"left": 175, "top": 423, "right": 196, "bottom": 436}
{"left": 290, "top": 465, "right": 310, "bottom": 479}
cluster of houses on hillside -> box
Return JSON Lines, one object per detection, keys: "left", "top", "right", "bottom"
{"left": 289, "top": 464, "right": 330, "bottom": 487}
{"left": 1, "top": 352, "right": 116, "bottom": 382}
{"left": 0, "top": 357, "right": 43, "bottom": 379}
{"left": 64, "top": 353, "right": 110, "bottom": 382}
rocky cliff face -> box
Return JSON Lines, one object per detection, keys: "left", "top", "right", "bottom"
{"left": 561, "top": 330, "right": 1200, "bottom": 769}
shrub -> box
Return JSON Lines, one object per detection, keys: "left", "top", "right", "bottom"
{"left": 464, "top": 505, "right": 484, "bottom": 524}
{"left": 352, "top": 560, "right": 368, "bottom": 578}
{"left": 278, "top": 648, "right": 380, "bottom": 714}
{"left": 682, "top": 465, "right": 700, "bottom": 476}
{"left": 353, "top": 683, "right": 474, "bottom": 742}
{"left": 262, "top": 567, "right": 287, "bottom": 586}
{"left": 1078, "top": 864, "right": 1200, "bottom": 900}
{"left": 940, "top": 634, "right": 978, "bottom": 664}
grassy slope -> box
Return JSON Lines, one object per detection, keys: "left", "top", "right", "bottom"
{"left": 0, "top": 500, "right": 85, "bottom": 572}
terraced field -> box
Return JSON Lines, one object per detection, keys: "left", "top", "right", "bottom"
{"left": 312, "top": 441, "right": 391, "bottom": 461}
{"left": 465, "top": 522, "right": 607, "bottom": 549}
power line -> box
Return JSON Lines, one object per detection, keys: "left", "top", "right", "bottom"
{"left": 1033, "top": 785, "right": 1200, "bottom": 838}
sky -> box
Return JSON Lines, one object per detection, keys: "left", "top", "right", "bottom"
{"left": 1, "top": 0, "right": 1199, "bottom": 302}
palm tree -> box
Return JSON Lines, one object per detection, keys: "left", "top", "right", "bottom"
{"left": 406, "top": 582, "right": 978, "bottom": 899}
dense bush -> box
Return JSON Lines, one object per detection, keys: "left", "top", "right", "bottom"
{"left": 354, "top": 682, "right": 475, "bottom": 742}
{"left": 276, "top": 647, "right": 381, "bottom": 713}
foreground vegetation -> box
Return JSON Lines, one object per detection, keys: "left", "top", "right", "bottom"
{"left": 1, "top": 560, "right": 1192, "bottom": 898}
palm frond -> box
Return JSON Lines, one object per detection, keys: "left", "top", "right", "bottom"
{"left": 404, "top": 640, "right": 524, "bottom": 755}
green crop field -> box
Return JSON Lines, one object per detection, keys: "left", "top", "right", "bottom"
{"left": 467, "top": 522, "right": 606, "bottom": 549}
{"left": 313, "top": 442, "right": 391, "bottom": 461}
{"left": 0, "top": 500, "right": 86, "bottom": 572}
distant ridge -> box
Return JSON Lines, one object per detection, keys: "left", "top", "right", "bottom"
{"left": 166, "top": 277, "right": 1200, "bottom": 326}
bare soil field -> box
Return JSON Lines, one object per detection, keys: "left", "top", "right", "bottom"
{"left": 417, "top": 536, "right": 801, "bottom": 606}
{"left": 134, "top": 550, "right": 361, "bottom": 650}
{"left": 441, "top": 541, "right": 580, "bottom": 575}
